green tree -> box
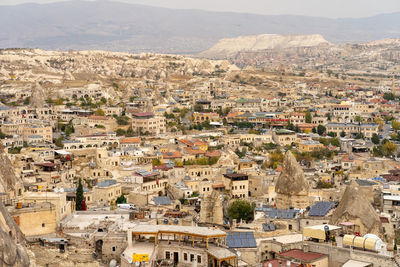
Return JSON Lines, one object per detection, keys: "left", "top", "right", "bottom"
{"left": 372, "top": 145, "right": 384, "bottom": 157}
{"left": 392, "top": 120, "right": 400, "bottom": 131}
{"left": 0, "top": 130, "right": 6, "bottom": 139}
{"left": 227, "top": 200, "right": 254, "bottom": 223}
{"left": 316, "top": 180, "right": 333, "bottom": 189}
{"left": 100, "top": 97, "right": 107, "bottom": 105}
{"left": 94, "top": 109, "right": 105, "bottom": 116}
{"left": 383, "top": 141, "right": 397, "bottom": 156}
{"left": 355, "top": 132, "right": 364, "bottom": 139}
{"left": 340, "top": 130, "right": 346, "bottom": 137}
{"left": 126, "top": 126, "right": 134, "bottom": 137}
{"left": 116, "top": 194, "right": 127, "bottom": 204}
{"left": 55, "top": 137, "right": 64, "bottom": 148}
{"left": 267, "top": 149, "right": 284, "bottom": 169}
{"left": 116, "top": 128, "right": 126, "bottom": 136}
{"left": 383, "top": 93, "right": 395, "bottom": 101}
{"left": 23, "top": 97, "right": 31, "bottom": 105}
{"left": 116, "top": 116, "right": 130, "bottom": 125}
{"left": 317, "top": 125, "right": 326, "bottom": 135}
{"left": 372, "top": 133, "right": 380, "bottom": 145}
{"left": 354, "top": 115, "right": 362, "bottom": 122}
{"left": 76, "top": 178, "right": 84, "bottom": 211}
{"left": 326, "top": 113, "right": 331, "bottom": 121}
{"left": 194, "top": 104, "right": 203, "bottom": 112}
{"left": 305, "top": 110, "right": 312, "bottom": 123}
{"left": 152, "top": 158, "right": 162, "bottom": 166}
{"left": 65, "top": 124, "right": 75, "bottom": 136}
{"left": 330, "top": 138, "right": 340, "bottom": 147}
{"left": 286, "top": 122, "right": 295, "bottom": 131}
{"left": 327, "top": 132, "right": 337, "bottom": 137}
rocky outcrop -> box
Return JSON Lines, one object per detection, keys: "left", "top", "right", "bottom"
{"left": 0, "top": 203, "right": 30, "bottom": 267}
{"left": 0, "top": 144, "right": 24, "bottom": 195}
{"left": 275, "top": 151, "right": 309, "bottom": 196}
{"left": 275, "top": 151, "right": 309, "bottom": 209}
{"left": 0, "top": 144, "right": 30, "bottom": 266}
{"left": 199, "top": 191, "right": 223, "bottom": 225}
{"left": 30, "top": 82, "right": 46, "bottom": 108}
{"left": 330, "top": 181, "right": 383, "bottom": 237}
{"left": 201, "top": 34, "right": 330, "bottom": 58}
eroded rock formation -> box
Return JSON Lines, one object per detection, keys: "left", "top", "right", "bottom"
{"left": 275, "top": 151, "right": 309, "bottom": 209}
{"left": 330, "top": 181, "right": 383, "bottom": 237}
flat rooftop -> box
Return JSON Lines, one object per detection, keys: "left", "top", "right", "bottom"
{"left": 129, "top": 224, "right": 227, "bottom": 237}
{"left": 207, "top": 246, "right": 236, "bottom": 260}
{"left": 257, "top": 234, "right": 303, "bottom": 245}
{"left": 122, "top": 242, "right": 155, "bottom": 263}
{"left": 62, "top": 212, "right": 131, "bottom": 230}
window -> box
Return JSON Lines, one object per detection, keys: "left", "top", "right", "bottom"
{"left": 112, "top": 246, "right": 116, "bottom": 252}
{"left": 184, "top": 253, "right": 188, "bottom": 261}
{"left": 197, "top": 255, "right": 201, "bottom": 263}
{"left": 190, "top": 254, "right": 195, "bottom": 262}
{"left": 166, "top": 252, "right": 170, "bottom": 259}
{"left": 42, "top": 223, "right": 45, "bottom": 227}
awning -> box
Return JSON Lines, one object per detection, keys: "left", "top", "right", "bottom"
{"left": 55, "top": 150, "right": 72, "bottom": 155}
{"left": 303, "top": 224, "right": 341, "bottom": 240}
{"left": 207, "top": 247, "right": 236, "bottom": 260}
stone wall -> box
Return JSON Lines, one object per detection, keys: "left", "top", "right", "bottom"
{"left": 275, "top": 193, "right": 309, "bottom": 209}
{"left": 305, "top": 242, "right": 394, "bottom": 267}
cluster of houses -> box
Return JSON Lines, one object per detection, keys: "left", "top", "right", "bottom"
{"left": 2, "top": 78, "right": 400, "bottom": 267}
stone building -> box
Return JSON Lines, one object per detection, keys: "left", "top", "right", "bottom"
{"left": 130, "top": 112, "right": 166, "bottom": 135}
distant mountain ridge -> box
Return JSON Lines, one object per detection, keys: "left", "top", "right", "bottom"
{"left": 0, "top": 1, "right": 400, "bottom": 54}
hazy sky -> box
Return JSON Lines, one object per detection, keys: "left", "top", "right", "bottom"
{"left": 2, "top": 0, "right": 400, "bottom": 18}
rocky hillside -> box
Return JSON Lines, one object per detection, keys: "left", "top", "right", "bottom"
{"left": 200, "top": 34, "right": 330, "bottom": 58}
{"left": 0, "top": 144, "right": 30, "bottom": 266}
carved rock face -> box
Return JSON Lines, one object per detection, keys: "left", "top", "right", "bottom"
{"left": 330, "top": 181, "right": 383, "bottom": 236}
{"left": 0, "top": 145, "right": 30, "bottom": 266}
{"left": 0, "top": 144, "right": 23, "bottom": 193}
{"left": 275, "top": 151, "right": 309, "bottom": 196}
{"left": 0, "top": 203, "right": 30, "bottom": 267}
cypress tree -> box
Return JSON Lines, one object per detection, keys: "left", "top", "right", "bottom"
{"left": 76, "top": 178, "right": 84, "bottom": 211}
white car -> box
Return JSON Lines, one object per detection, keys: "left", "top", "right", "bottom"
{"left": 117, "top": 204, "right": 136, "bottom": 210}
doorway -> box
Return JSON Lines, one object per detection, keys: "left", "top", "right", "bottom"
{"left": 173, "top": 252, "right": 179, "bottom": 264}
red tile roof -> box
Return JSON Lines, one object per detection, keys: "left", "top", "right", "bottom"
{"left": 162, "top": 151, "right": 182, "bottom": 159}
{"left": 120, "top": 137, "right": 141, "bottom": 144}
{"left": 178, "top": 139, "right": 207, "bottom": 148}
{"left": 184, "top": 147, "right": 206, "bottom": 155}
{"left": 132, "top": 112, "right": 154, "bottom": 117}
{"left": 205, "top": 150, "right": 221, "bottom": 158}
